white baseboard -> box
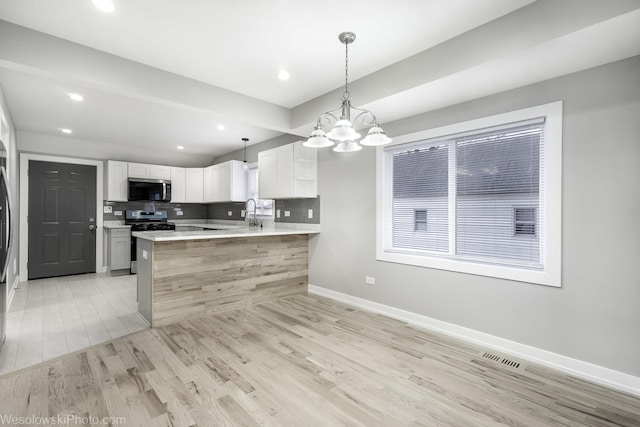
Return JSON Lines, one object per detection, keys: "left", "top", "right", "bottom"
{"left": 136, "top": 311, "right": 150, "bottom": 328}
{"left": 308, "top": 284, "right": 640, "bottom": 397}
{"left": 7, "top": 275, "right": 20, "bottom": 310}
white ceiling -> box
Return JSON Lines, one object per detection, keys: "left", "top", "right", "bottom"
{"left": 0, "top": 0, "right": 639, "bottom": 165}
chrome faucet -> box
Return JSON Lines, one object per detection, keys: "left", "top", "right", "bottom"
{"left": 246, "top": 198, "right": 257, "bottom": 226}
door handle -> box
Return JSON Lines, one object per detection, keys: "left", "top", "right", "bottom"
{"left": 89, "top": 224, "right": 96, "bottom": 230}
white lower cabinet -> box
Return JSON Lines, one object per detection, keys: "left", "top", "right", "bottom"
{"left": 107, "top": 228, "right": 131, "bottom": 272}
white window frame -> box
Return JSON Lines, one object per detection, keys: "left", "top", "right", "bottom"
{"left": 376, "top": 102, "right": 562, "bottom": 287}
{"left": 246, "top": 163, "right": 274, "bottom": 219}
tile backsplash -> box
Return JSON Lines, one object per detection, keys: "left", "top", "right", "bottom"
{"left": 103, "top": 201, "right": 207, "bottom": 221}
{"left": 275, "top": 197, "right": 320, "bottom": 224}
{"left": 207, "top": 202, "right": 246, "bottom": 221}
{"left": 105, "top": 197, "right": 320, "bottom": 224}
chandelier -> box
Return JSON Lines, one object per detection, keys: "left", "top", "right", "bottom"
{"left": 304, "top": 32, "right": 392, "bottom": 152}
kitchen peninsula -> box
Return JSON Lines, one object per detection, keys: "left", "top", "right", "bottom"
{"left": 133, "top": 224, "right": 320, "bottom": 326}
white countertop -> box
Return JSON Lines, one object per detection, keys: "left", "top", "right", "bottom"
{"left": 132, "top": 223, "right": 320, "bottom": 242}
{"left": 103, "top": 222, "right": 130, "bottom": 229}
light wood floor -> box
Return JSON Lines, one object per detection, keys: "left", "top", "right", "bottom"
{"left": 0, "top": 293, "right": 638, "bottom": 426}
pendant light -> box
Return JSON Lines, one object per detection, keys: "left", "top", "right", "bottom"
{"left": 242, "top": 137, "right": 249, "bottom": 170}
{"left": 304, "top": 32, "right": 392, "bottom": 152}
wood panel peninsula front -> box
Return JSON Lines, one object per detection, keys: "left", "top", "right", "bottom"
{"left": 133, "top": 224, "right": 320, "bottom": 327}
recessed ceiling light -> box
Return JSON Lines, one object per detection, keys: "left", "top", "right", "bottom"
{"left": 217, "top": 124, "right": 225, "bottom": 131}
{"left": 59, "top": 128, "right": 73, "bottom": 134}
{"left": 92, "top": 0, "right": 115, "bottom": 13}
{"left": 177, "top": 145, "right": 184, "bottom": 150}
{"left": 67, "top": 93, "right": 84, "bottom": 102}
{"left": 278, "top": 70, "right": 290, "bottom": 81}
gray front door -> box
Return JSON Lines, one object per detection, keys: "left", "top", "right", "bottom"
{"left": 28, "top": 161, "right": 96, "bottom": 279}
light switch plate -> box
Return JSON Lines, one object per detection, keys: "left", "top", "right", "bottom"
{"left": 308, "top": 209, "right": 313, "bottom": 219}
{"left": 276, "top": 210, "right": 281, "bottom": 218}
{"left": 228, "top": 211, "right": 233, "bottom": 216}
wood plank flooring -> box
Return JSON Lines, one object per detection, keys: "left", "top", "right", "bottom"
{"left": 0, "top": 293, "right": 638, "bottom": 426}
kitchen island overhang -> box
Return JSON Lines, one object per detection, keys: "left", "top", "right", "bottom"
{"left": 134, "top": 224, "right": 320, "bottom": 327}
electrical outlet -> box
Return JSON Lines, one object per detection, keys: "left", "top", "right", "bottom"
{"left": 276, "top": 210, "right": 281, "bottom": 218}
{"left": 284, "top": 210, "right": 291, "bottom": 217}
{"left": 176, "top": 210, "right": 184, "bottom": 216}
{"left": 103, "top": 205, "right": 113, "bottom": 214}
{"left": 241, "top": 210, "right": 246, "bottom": 218}
{"left": 227, "top": 211, "right": 233, "bottom": 216}
{"left": 114, "top": 211, "right": 122, "bottom": 216}
{"left": 365, "top": 276, "right": 376, "bottom": 285}
{"left": 308, "top": 209, "right": 313, "bottom": 219}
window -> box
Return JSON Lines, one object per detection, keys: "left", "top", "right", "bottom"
{"left": 246, "top": 165, "right": 274, "bottom": 218}
{"left": 377, "top": 102, "right": 562, "bottom": 287}
{"left": 514, "top": 207, "right": 536, "bottom": 236}
{"left": 414, "top": 210, "right": 428, "bottom": 232}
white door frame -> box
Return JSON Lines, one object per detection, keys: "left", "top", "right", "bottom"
{"left": 19, "top": 154, "right": 105, "bottom": 280}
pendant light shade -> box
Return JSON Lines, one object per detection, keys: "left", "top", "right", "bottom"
{"left": 242, "top": 137, "right": 249, "bottom": 170}
{"left": 326, "top": 119, "right": 361, "bottom": 142}
{"left": 333, "top": 141, "right": 362, "bottom": 153}
{"left": 360, "top": 126, "right": 392, "bottom": 146}
{"left": 303, "top": 127, "right": 334, "bottom": 148}
{"left": 305, "top": 32, "right": 391, "bottom": 152}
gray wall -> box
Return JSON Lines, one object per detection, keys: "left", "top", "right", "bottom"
{"left": 212, "top": 134, "right": 299, "bottom": 165}
{"left": 308, "top": 56, "right": 640, "bottom": 377}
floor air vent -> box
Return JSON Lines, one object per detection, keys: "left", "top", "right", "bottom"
{"left": 480, "top": 352, "right": 524, "bottom": 370}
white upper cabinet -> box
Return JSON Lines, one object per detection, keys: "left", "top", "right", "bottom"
{"left": 128, "top": 162, "right": 171, "bottom": 180}
{"left": 258, "top": 141, "right": 317, "bottom": 199}
{"left": 185, "top": 168, "right": 204, "bottom": 203}
{"left": 105, "top": 160, "right": 128, "bottom": 201}
{"left": 203, "top": 160, "right": 246, "bottom": 203}
{"left": 203, "top": 165, "right": 214, "bottom": 202}
{"left": 170, "top": 167, "right": 186, "bottom": 203}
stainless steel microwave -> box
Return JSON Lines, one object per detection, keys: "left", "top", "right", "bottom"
{"left": 128, "top": 178, "right": 171, "bottom": 202}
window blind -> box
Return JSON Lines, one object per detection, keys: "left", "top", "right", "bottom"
{"left": 384, "top": 118, "right": 544, "bottom": 269}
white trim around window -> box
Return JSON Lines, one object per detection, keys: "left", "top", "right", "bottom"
{"left": 376, "top": 102, "right": 562, "bottom": 287}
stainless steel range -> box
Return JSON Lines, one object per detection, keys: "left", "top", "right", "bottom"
{"left": 125, "top": 210, "right": 175, "bottom": 273}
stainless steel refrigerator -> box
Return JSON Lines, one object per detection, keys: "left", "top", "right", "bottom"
{"left": 0, "top": 136, "right": 13, "bottom": 351}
